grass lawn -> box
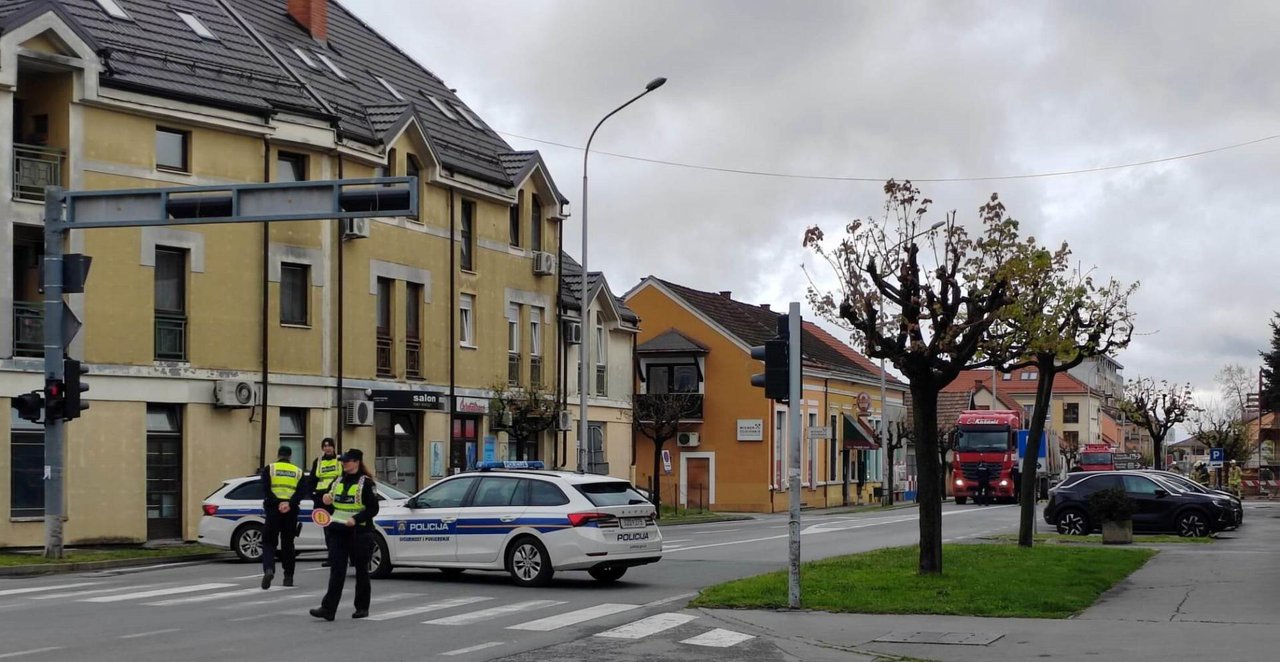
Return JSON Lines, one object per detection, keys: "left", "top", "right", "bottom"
{"left": 989, "top": 533, "right": 1212, "bottom": 545}
{"left": 657, "top": 507, "right": 750, "bottom": 525}
{"left": 0, "top": 544, "right": 221, "bottom": 567}
{"left": 691, "top": 543, "right": 1156, "bottom": 618}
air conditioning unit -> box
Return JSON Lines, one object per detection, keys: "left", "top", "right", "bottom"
{"left": 532, "top": 251, "right": 555, "bottom": 276}
{"left": 344, "top": 400, "right": 374, "bottom": 426}
{"left": 563, "top": 321, "right": 582, "bottom": 344}
{"left": 557, "top": 410, "right": 572, "bottom": 431}
{"left": 214, "top": 380, "right": 259, "bottom": 408}
{"left": 341, "top": 217, "right": 370, "bottom": 240}
{"left": 677, "top": 432, "right": 700, "bottom": 448}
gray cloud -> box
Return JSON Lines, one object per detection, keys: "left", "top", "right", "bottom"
{"left": 357, "top": 0, "right": 1278, "bottom": 392}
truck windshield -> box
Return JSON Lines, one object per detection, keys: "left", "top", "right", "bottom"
{"left": 956, "top": 430, "right": 1009, "bottom": 452}
{"left": 1081, "top": 452, "right": 1112, "bottom": 465}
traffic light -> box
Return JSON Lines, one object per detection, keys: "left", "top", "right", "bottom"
{"left": 63, "top": 358, "right": 89, "bottom": 420}
{"left": 750, "top": 314, "right": 790, "bottom": 403}
{"left": 45, "top": 378, "right": 65, "bottom": 421}
{"left": 12, "top": 391, "right": 44, "bottom": 423}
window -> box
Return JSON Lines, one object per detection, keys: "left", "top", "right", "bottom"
{"left": 145, "top": 405, "right": 183, "bottom": 539}
{"left": 406, "top": 283, "right": 422, "bottom": 378}
{"left": 279, "top": 409, "right": 306, "bottom": 465}
{"left": 316, "top": 52, "right": 347, "bottom": 79}
{"left": 426, "top": 95, "right": 458, "bottom": 120}
{"left": 1063, "top": 430, "right": 1080, "bottom": 447}
{"left": 510, "top": 191, "right": 522, "bottom": 247}
{"left": 460, "top": 201, "right": 475, "bottom": 271}
{"left": 1023, "top": 404, "right": 1034, "bottom": 421}
{"left": 226, "top": 480, "right": 265, "bottom": 501}
{"left": 1002, "top": 372, "right": 1012, "bottom": 381}
{"left": 419, "top": 476, "right": 476, "bottom": 508}
{"left": 530, "top": 194, "right": 543, "bottom": 252}
{"left": 471, "top": 477, "right": 522, "bottom": 507}
{"left": 155, "top": 127, "right": 189, "bottom": 172}
{"left": 647, "top": 364, "right": 700, "bottom": 394}
{"left": 376, "top": 278, "right": 393, "bottom": 377}
{"left": 405, "top": 155, "right": 422, "bottom": 221}
{"left": 1063, "top": 402, "right": 1080, "bottom": 424}
{"left": 595, "top": 312, "right": 607, "bottom": 396}
{"left": 459, "top": 294, "right": 475, "bottom": 347}
{"left": 1123, "top": 475, "right": 1160, "bottom": 495}
{"left": 10, "top": 410, "right": 43, "bottom": 518}
{"left": 292, "top": 47, "right": 317, "bottom": 69}
{"left": 829, "top": 414, "right": 839, "bottom": 482}
{"left": 176, "top": 12, "right": 218, "bottom": 40}
{"left": 575, "top": 482, "right": 648, "bottom": 507}
{"left": 1021, "top": 371, "right": 1037, "bottom": 381}
{"left": 453, "top": 104, "right": 484, "bottom": 129}
{"left": 374, "top": 75, "right": 405, "bottom": 101}
{"left": 507, "top": 304, "right": 521, "bottom": 386}
{"left": 587, "top": 423, "right": 607, "bottom": 474}
{"left": 155, "top": 248, "right": 187, "bottom": 361}
{"left": 525, "top": 479, "right": 569, "bottom": 506}
{"left": 280, "top": 263, "right": 309, "bottom": 325}
{"left": 276, "top": 152, "right": 306, "bottom": 182}
{"left": 529, "top": 308, "right": 542, "bottom": 356}
{"left": 95, "top": 0, "right": 131, "bottom": 20}
{"left": 1078, "top": 474, "right": 1121, "bottom": 495}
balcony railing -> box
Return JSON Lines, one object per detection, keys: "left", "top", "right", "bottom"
{"left": 13, "top": 143, "right": 64, "bottom": 203}
{"left": 376, "top": 335, "right": 393, "bottom": 377}
{"left": 13, "top": 302, "right": 42, "bottom": 358}
{"left": 508, "top": 353, "right": 521, "bottom": 387}
{"left": 635, "top": 393, "right": 704, "bottom": 422}
{"left": 595, "top": 364, "right": 607, "bottom": 397}
{"left": 154, "top": 313, "right": 187, "bottom": 361}
{"left": 405, "top": 338, "right": 422, "bottom": 379}
{"left": 530, "top": 356, "right": 543, "bottom": 389}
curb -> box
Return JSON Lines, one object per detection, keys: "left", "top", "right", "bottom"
{"left": 0, "top": 552, "right": 230, "bottom": 577}
{"left": 657, "top": 515, "right": 755, "bottom": 527}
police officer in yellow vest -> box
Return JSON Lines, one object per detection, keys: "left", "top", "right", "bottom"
{"left": 261, "top": 446, "right": 303, "bottom": 590}
{"left": 307, "top": 438, "right": 341, "bottom": 566}
{"left": 310, "top": 449, "right": 380, "bottom": 621}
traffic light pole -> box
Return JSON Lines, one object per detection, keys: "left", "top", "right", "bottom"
{"left": 43, "top": 187, "right": 67, "bottom": 559}
{"left": 787, "top": 302, "right": 802, "bottom": 609}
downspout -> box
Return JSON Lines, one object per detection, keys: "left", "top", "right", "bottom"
{"left": 552, "top": 238, "right": 563, "bottom": 468}
{"left": 259, "top": 137, "right": 271, "bottom": 468}
{"left": 824, "top": 377, "right": 830, "bottom": 508}
{"left": 557, "top": 224, "right": 568, "bottom": 467}
{"left": 335, "top": 156, "right": 345, "bottom": 451}
{"left": 630, "top": 333, "right": 637, "bottom": 481}
{"left": 449, "top": 187, "right": 456, "bottom": 467}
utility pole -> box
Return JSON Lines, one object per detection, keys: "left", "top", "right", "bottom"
{"left": 42, "top": 187, "right": 67, "bottom": 559}
{"left": 787, "top": 302, "right": 802, "bottom": 609}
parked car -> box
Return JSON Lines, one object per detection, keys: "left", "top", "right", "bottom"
{"left": 1044, "top": 471, "right": 1233, "bottom": 537}
{"left": 1139, "top": 469, "right": 1242, "bottom": 528}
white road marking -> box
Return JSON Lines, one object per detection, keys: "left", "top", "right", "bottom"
{"left": 118, "top": 629, "right": 181, "bottom": 640}
{"left": 507, "top": 603, "right": 638, "bottom": 631}
{"left": 0, "top": 647, "right": 64, "bottom": 659}
{"left": 596, "top": 612, "right": 699, "bottom": 639}
{"left": 642, "top": 592, "right": 698, "bottom": 608}
{"left": 662, "top": 539, "right": 692, "bottom": 543}
{"left": 440, "top": 642, "right": 505, "bottom": 657}
{"left": 222, "top": 592, "right": 319, "bottom": 608}
{"left": 31, "top": 583, "right": 165, "bottom": 600}
{"left": 81, "top": 583, "right": 235, "bottom": 603}
{"left": 0, "top": 582, "right": 100, "bottom": 597}
{"left": 366, "top": 596, "right": 492, "bottom": 621}
{"left": 424, "top": 600, "right": 564, "bottom": 626}
{"left": 81, "top": 561, "right": 209, "bottom": 576}
{"left": 146, "top": 587, "right": 289, "bottom": 606}
{"left": 681, "top": 628, "right": 755, "bottom": 647}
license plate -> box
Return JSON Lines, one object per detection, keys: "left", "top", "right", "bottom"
{"left": 620, "top": 517, "right": 646, "bottom": 529}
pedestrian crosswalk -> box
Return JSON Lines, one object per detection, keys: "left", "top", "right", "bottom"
{"left": 0, "top": 577, "right": 756, "bottom": 651}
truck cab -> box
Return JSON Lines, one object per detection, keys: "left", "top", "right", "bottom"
{"left": 951, "top": 410, "right": 1022, "bottom": 504}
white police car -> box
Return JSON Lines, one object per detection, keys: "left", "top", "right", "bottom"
{"left": 198, "top": 474, "right": 411, "bottom": 563}
{"left": 374, "top": 461, "right": 662, "bottom": 586}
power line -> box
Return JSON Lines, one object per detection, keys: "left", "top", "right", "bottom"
{"left": 496, "top": 130, "right": 1280, "bottom": 183}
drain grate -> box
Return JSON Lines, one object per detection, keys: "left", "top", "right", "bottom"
{"left": 874, "top": 631, "right": 1005, "bottom": 646}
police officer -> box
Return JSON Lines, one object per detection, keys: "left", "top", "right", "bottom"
{"left": 1010, "top": 463, "right": 1022, "bottom": 505}
{"left": 310, "top": 449, "right": 380, "bottom": 621}
{"left": 975, "top": 462, "right": 992, "bottom": 506}
{"left": 261, "top": 446, "right": 303, "bottom": 589}
{"left": 1228, "top": 460, "right": 1243, "bottom": 498}
{"left": 307, "top": 438, "right": 341, "bottom": 566}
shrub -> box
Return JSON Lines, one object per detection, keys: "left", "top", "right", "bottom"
{"left": 1088, "top": 487, "right": 1136, "bottom": 523}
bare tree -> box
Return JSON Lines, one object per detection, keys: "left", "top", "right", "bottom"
{"left": 632, "top": 391, "right": 702, "bottom": 517}
{"left": 1120, "top": 378, "right": 1197, "bottom": 471}
{"left": 1215, "top": 364, "right": 1253, "bottom": 419}
{"left": 1189, "top": 399, "right": 1251, "bottom": 464}
{"left": 805, "top": 180, "right": 1029, "bottom": 575}
{"left": 489, "top": 383, "right": 558, "bottom": 462}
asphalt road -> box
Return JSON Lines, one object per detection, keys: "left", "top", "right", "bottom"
{"left": 0, "top": 502, "right": 1025, "bottom": 662}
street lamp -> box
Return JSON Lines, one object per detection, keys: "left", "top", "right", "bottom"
{"left": 878, "top": 219, "right": 945, "bottom": 504}
{"left": 578, "top": 77, "right": 666, "bottom": 474}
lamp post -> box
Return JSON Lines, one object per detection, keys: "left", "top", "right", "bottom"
{"left": 579, "top": 77, "right": 666, "bottom": 474}
{"left": 878, "top": 220, "right": 946, "bottom": 505}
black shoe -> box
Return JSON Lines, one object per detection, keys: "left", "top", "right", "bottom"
{"left": 283, "top": 575, "right": 294, "bottom": 587}
{"left": 309, "top": 608, "right": 335, "bottom": 622}
{"left": 261, "top": 571, "right": 274, "bottom": 590}
{"left": 352, "top": 610, "right": 369, "bottom": 619}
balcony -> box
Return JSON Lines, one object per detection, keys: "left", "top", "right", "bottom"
{"left": 508, "top": 353, "right": 521, "bottom": 387}
{"left": 13, "top": 302, "right": 42, "bottom": 357}
{"left": 376, "top": 335, "right": 393, "bottom": 377}
{"left": 13, "top": 143, "right": 64, "bottom": 203}
{"left": 635, "top": 393, "right": 704, "bottom": 423}
{"left": 405, "top": 338, "right": 422, "bottom": 379}
{"left": 530, "top": 356, "right": 543, "bottom": 389}
{"left": 154, "top": 313, "right": 187, "bottom": 361}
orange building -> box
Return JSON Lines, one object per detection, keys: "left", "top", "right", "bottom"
{"left": 624, "top": 278, "right": 905, "bottom": 513}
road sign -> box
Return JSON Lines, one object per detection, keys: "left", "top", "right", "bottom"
{"left": 1209, "top": 447, "right": 1225, "bottom": 469}
{"left": 1016, "top": 430, "right": 1049, "bottom": 473}
{"left": 661, "top": 449, "right": 672, "bottom": 474}
{"left": 1114, "top": 452, "right": 1143, "bottom": 470}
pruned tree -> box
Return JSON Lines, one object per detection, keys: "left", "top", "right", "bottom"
{"left": 989, "top": 244, "right": 1138, "bottom": 547}
{"left": 489, "top": 383, "right": 558, "bottom": 462}
{"left": 1189, "top": 399, "right": 1251, "bottom": 465}
{"left": 805, "top": 180, "right": 1029, "bottom": 575}
{"left": 632, "top": 391, "right": 702, "bottom": 517}
{"left": 1120, "top": 378, "right": 1197, "bottom": 471}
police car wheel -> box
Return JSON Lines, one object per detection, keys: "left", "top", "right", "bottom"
{"left": 506, "top": 536, "right": 554, "bottom": 587}
{"left": 232, "top": 523, "right": 264, "bottom": 562}
{"left": 369, "top": 535, "right": 393, "bottom": 579}
{"left": 587, "top": 565, "right": 627, "bottom": 584}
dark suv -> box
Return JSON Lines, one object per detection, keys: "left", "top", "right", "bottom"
{"left": 1044, "top": 471, "right": 1233, "bottom": 537}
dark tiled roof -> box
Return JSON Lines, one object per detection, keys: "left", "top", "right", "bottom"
{"left": 636, "top": 329, "right": 709, "bottom": 355}
{"left": 561, "top": 253, "right": 638, "bottom": 325}
{"left": 804, "top": 321, "right": 904, "bottom": 388}
{"left": 653, "top": 278, "right": 877, "bottom": 382}
{"left": 500, "top": 151, "right": 536, "bottom": 180}
{"left": 363, "top": 102, "right": 410, "bottom": 137}
{"left": 943, "top": 368, "right": 1089, "bottom": 395}
{"left": 905, "top": 391, "right": 975, "bottom": 437}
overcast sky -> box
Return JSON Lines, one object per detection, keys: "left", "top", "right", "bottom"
{"left": 357, "top": 0, "right": 1276, "bottom": 410}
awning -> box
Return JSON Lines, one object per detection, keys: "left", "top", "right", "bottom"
{"left": 842, "top": 413, "right": 880, "bottom": 450}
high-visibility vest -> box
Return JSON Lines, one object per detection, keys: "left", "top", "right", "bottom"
{"left": 330, "top": 476, "right": 368, "bottom": 525}
{"left": 268, "top": 461, "right": 302, "bottom": 499}
{"left": 314, "top": 458, "right": 340, "bottom": 492}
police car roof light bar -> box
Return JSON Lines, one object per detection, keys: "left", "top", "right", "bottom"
{"left": 475, "top": 461, "right": 546, "bottom": 471}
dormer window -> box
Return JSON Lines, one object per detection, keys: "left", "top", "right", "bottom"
{"left": 375, "top": 75, "right": 405, "bottom": 101}
{"left": 293, "top": 47, "right": 318, "bottom": 69}
{"left": 316, "top": 53, "right": 347, "bottom": 80}
{"left": 176, "top": 12, "right": 218, "bottom": 40}
{"left": 95, "top": 0, "right": 131, "bottom": 20}
{"left": 453, "top": 104, "right": 484, "bottom": 129}
{"left": 647, "top": 364, "right": 701, "bottom": 394}
{"left": 425, "top": 95, "right": 458, "bottom": 120}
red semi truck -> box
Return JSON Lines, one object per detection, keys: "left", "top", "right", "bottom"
{"left": 951, "top": 410, "right": 1022, "bottom": 505}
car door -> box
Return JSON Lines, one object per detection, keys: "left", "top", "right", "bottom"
{"left": 454, "top": 476, "right": 526, "bottom": 565}
{"left": 1123, "top": 475, "right": 1175, "bottom": 531}
{"left": 392, "top": 476, "right": 477, "bottom": 564}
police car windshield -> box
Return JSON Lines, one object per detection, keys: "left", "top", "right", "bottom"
{"left": 576, "top": 482, "right": 649, "bottom": 507}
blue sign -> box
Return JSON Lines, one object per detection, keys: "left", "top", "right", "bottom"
{"left": 1017, "top": 430, "right": 1048, "bottom": 458}
{"left": 483, "top": 435, "right": 497, "bottom": 463}
{"left": 1209, "top": 447, "right": 1225, "bottom": 462}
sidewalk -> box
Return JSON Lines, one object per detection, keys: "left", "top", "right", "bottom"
{"left": 697, "top": 502, "right": 1280, "bottom": 662}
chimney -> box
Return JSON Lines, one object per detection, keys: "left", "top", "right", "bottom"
{"left": 718, "top": 291, "right": 732, "bottom": 299}
{"left": 759, "top": 303, "right": 771, "bottom": 311}
{"left": 288, "top": 0, "right": 328, "bottom": 41}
